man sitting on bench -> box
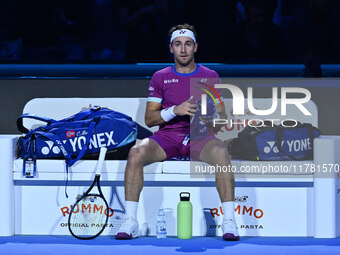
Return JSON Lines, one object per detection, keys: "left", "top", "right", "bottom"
{"left": 115, "top": 23, "right": 239, "bottom": 241}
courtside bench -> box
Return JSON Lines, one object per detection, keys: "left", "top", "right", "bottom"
{"left": 1, "top": 98, "right": 340, "bottom": 238}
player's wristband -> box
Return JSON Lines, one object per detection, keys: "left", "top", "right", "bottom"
{"left": 160, "top": 106, "right": 176, "bottom": 122}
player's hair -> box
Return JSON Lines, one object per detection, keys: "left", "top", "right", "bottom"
{"left": 168, "top": 24, "right": 197, "bottom": 42}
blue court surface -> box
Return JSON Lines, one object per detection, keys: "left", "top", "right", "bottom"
{"left": 1, "top": 236, "right": 340, "bottom": 255}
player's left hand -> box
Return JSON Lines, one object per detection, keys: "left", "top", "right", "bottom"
{"left": 174, "top": 96, "right": 198, "bottom": 117}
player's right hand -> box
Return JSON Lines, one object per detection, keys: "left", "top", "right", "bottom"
{"left": 173, "top": 96, "right": 198, "bottom": 117}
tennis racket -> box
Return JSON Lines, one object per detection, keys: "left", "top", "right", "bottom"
{"left": 68, "top": 147, "right": 109, "bottom": 240}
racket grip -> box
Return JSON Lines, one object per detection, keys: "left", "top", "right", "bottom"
{"left": 95, "top": 147, "right": 108, "bottom": 174}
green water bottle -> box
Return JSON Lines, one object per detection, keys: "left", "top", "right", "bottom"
{"left": 177, "top": 192, "right": 192, "bottom": 239}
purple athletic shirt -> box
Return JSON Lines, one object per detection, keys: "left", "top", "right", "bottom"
{"left": 147, "top": 64, "right": 222, "bottom": 134}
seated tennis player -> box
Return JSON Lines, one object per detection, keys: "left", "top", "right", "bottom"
{"left": 115, "top": 24, "right": 239, "bottom": 241}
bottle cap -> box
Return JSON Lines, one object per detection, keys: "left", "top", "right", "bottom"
{"left": 180, "top": 192, "right": 190, "bottom": 201}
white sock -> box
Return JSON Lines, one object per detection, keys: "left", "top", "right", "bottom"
{"left": 222, "top": 201, "right": 235, "bottom": 222}
{"left": 125, "top": 201, "right": 138, "bottom": 220}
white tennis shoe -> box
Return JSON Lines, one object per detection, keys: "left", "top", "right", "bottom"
{"left": 115, "top": 217, "right": 139, "bottom": 239}
{"left": 222, "top": 219, "right": 240, "bottom": 241}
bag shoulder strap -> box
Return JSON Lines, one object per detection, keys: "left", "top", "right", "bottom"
{"left": 17, "top": 113, "right": 57, "bottom": 134}
{"left": 33, "top": 118, "right": 98, "bottom": 198}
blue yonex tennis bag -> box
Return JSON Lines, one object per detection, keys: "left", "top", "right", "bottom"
{"left": 16, "top": 106, "right": 139, "bottom": 169}
{"left": 227, "top": 122, "right": 321, "bottom": 161}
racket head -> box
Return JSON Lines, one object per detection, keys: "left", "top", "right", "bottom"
{"left": 68, "top": 192, "right": 110, "bottom": 240}
{"left": 68, "top": 147, "right": 109, "bottom": 240}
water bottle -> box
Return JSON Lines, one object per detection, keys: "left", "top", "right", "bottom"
{"left": 177, "top": 192, "right": 192, "bottom": 239}
{"left": 156, "top": 208, "right": 167, "bottom": 239}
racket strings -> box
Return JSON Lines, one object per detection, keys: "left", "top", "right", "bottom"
{"left": 69, "top": 195, "right": 109, "bottom": 238}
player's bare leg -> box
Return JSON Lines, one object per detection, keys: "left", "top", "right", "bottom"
{"left": 199, "top": 139, "right": 234, "bottom": 201}
{"left": 199, "top": 139, "right": 239, "bottom": 241}
{"left": 116, "top": 138, "right": 166, "bottom": 239}
{"left": 125, "top": 138, "right": 167, "bottom": 201}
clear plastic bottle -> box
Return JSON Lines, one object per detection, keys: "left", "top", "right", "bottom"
{"left": 156, "top": 208, "right": 167, "bottom": 239}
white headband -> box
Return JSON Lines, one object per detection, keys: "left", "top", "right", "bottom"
{"left": 170, "top": 29, "right": 196, "bottom": 44}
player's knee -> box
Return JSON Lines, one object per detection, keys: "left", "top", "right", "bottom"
{"left": 128, "top": 145, "right": 146, "bottom": 164}
{"left": 210, "top": 145, "right": 229, "bottom": 161}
